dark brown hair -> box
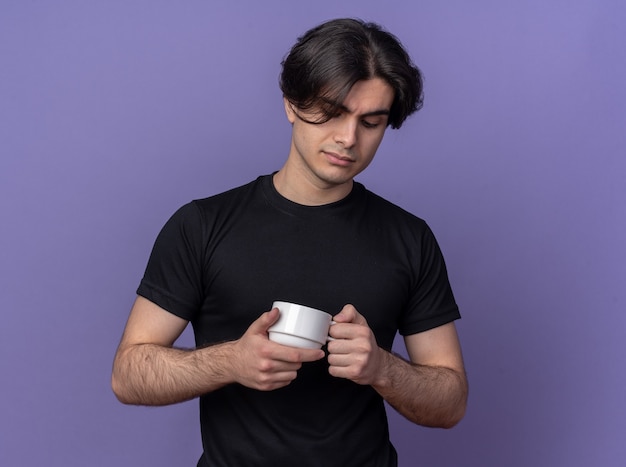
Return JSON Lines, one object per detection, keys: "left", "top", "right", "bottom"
{"left": 279, "top": 18, "right": 424, "bottom": 129}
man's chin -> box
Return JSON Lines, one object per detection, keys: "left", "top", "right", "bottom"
{"left": 316, "top": 172, "right": 355, "bottom": 189}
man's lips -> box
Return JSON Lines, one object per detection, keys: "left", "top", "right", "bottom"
{"left": 323, "top": 151, "right": 355, "bottom": 166}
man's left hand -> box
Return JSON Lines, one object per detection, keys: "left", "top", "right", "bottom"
{"left": 327, "top": 304, "right": 384, "bottom": 385}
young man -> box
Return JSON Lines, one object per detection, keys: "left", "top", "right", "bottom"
{"left": 112, "top": 18, "right": 467, "bottom": 467}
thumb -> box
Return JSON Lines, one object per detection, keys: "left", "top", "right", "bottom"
{"left": 333, "top": 304, "right": 366, "bottom": 325}
{"left": 248, "top": 307, "right": 281, "bottom": 335}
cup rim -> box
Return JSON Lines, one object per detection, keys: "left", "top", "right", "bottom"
{"left": 272, "top": 300, "right": 331, "bottom": 319}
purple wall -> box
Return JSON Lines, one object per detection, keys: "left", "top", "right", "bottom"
{"left": 2, "top": 2, "right": 625, "bottom": 466}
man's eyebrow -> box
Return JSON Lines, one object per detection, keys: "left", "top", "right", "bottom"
{"left": 361, "top": 108, "right": 391, "bottom": 117}
{"left": 334, "top": 102, "right": 390, "bottom": 117}
{"left": 320, "top": 97, "right": 390, "bottom": 118}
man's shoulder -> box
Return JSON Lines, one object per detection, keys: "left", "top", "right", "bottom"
{"left": 190, "top": 175, "right": 268, "bottom": 211}
{"left": 163, "top": 176, "right": 268, "bottom": 229}
{"left": 360, "top": 184, "right": 427, "bottom": 228}
{"left": 197, "top": 175, "right": 266, "bottom": 202}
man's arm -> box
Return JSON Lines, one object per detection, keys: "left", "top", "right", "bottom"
{"left": 327, "top": 305, "right": 468, "bottom": 428}
{"left": 111, "top": 296, "right": 325, "bottom": 406}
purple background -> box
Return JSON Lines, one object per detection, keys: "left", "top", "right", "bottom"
{"left": 2, "top": 1, "right": 625, "bottom": 466}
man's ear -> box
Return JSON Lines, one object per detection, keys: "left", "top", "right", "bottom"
{"left": 283, "top": 97, "right": 297, "bottom": 124}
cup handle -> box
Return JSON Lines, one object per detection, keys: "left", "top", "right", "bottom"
{"left": 327, "top": 320, "right": 336, "bottom": 342}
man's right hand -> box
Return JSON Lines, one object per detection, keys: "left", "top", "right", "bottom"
{"left": 112, "top": 298, "right": 325, "bottom": 406}
{"left": 230, "top": 307, "right": 325, "bottom": 391}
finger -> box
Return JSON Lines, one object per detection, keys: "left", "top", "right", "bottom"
{"left": 332, "top": 304, "right": 367, "bottom": 325}
{"left": 328, "top": 321, "right": 371, "bottom": 341}
{"left": 327, "top": 364, "right": 366, "bottom": 384}
{"left": 332, "top": 304, "right": 355, "bottom": 323}
{"left": 326, "top": 352, "right": 352, "bottom": 367}
{"left": 326, "top": 337, "right": 351, "bottom": 353}
{"left": 271, "top": 345, "right": 325, "bottom": 363}
{"left": 297, "top": 348, "right": 326, "bottom": 362}
{"left": 255, "top": 370, "right": 300, "bottom": 391}
{"left": 247, "top": 308, "right": 280, "bottom": 335}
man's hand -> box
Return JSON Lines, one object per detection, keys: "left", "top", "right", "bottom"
{"left": 230, "top": 307, "right": 326, "bottom": 391}
{"left": 327, "top": 304, "right": 384, "bottom": 385}
{"left": 326, "top": 305, "right": 467, "bottom": 428}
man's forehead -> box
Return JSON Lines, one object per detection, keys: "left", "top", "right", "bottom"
{"left": 338, "top": 78, "right": 394, "bottom": 115}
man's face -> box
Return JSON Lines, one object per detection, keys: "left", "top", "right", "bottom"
{"left": 284, "top": 78, "right": 394, "bottom": 192}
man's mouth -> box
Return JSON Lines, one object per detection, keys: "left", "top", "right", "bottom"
{"left": 324, "top": 151, "right": 355, "bottom": 166}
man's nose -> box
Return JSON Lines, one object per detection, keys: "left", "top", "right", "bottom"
{"left": 334, "top": 118, "right": 357, "bottom": 148}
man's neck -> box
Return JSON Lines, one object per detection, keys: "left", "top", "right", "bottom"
{"left": 272, "top": 168, "right": 353, "bottom": 206}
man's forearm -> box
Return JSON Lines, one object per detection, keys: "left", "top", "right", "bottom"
{"left": 373, "top": 349, "right": 468, "bottom": 428}
{"left": 112, "top": 341, "right": 236, "bottom": 406}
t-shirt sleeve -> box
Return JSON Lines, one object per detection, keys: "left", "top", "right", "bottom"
{"left": 136, "top": 202, "right": 204, "bottom": 321}
{"left": 399, "top": 224, "right": 461, "bottom": 336}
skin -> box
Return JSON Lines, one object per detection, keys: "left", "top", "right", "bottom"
{"left": 112, "top": 297, "right": 324, "bottom": 405}
{"left": 112, "top": 78, "right": 468, "bottom": 428}
{"left": 274, "top": 78, "right": 394, "bottom": 206}
{"left": 329, "top": 305, "right": 467, "bottom": 428}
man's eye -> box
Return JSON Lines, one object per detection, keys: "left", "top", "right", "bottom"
{"left": 362, "top": 120, "right": 379, "bottom": 129}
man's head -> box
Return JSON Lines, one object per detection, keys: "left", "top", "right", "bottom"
{"left": 279, "top": 18, "right": 423, "bottom": 130}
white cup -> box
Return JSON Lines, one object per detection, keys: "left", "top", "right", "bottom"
{"left": 268, "top": 301, "right": 332, "bottom": 349}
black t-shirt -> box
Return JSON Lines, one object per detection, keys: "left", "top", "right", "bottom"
{"left": 138, "top": 175, "right": 460, "bottom": 466}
